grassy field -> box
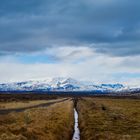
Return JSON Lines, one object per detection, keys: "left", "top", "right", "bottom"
{"left": 0, "top": 98, "right": 66, "bottom": 110}
{"left": 77, "top": 97, "right": 140, "bottom": 140}
{"left": 0, "top": 99, "right": 74, "bottom": 140}
{"left": 1, "top": 94, "right": 140, "bottom": 140}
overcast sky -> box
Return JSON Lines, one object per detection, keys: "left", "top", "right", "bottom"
{"left": 0, "top": 0, "right": 140, "bottom": 86}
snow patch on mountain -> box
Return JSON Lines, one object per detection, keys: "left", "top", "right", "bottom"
{"left": 0, "top": 77, "right": 130, "bottom": 92}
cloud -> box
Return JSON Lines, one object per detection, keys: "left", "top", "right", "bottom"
{"left": 1, "top": 50, "right": 140, "bottom": 86}
{"left": 45, "top": 46, "right": 95, "bottom": 63}
{"left": 92, "top": 42, "right": 140, "bottom": 57}
{"left": 0, "top": 0, "right": 140, "bottom": 84}
{"left": 0, "top": 0, "right": 140, "bottom": 57}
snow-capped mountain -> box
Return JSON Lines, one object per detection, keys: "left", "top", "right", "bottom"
{"left": 0, "top": 77, "right": 129, "bottom": 93}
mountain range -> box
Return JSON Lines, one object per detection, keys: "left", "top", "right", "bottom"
{"left": 0, "top": 77, "right": 134, "bottom": 93}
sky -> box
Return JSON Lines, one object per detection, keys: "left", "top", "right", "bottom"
{"left": 0, "top": 0, "right": 140, "bottom": 86}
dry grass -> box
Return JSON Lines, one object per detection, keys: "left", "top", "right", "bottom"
{"left": 77, "top": 97, "right": 140, "bottom": 140}
{"left": 0, "top": 99, "right": 74, "bottom": 140}
{"left": 0, "top": 98, "right": 66, "bottom": 110}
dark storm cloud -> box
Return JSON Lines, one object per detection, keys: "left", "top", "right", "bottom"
{"left": 0, "top": 0, "right": 140, "bottom": 56}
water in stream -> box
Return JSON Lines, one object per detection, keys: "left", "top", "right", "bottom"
{"left": 72, "top": 108, "right": 80, "bottom": 140}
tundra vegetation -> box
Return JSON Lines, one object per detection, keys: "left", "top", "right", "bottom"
{"left": 0, "top": 98, "right": 66, "bottom": 110}
{"left": 0, "top": 99, "right": 74, "bottom": 140}
{"left": 77, "top": 97, "right": 140, "bottom": 140}
{"left": 1, "top": 94, "right": 140, "bottom": 140}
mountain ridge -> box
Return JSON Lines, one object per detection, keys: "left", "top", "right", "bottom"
{"left": 0, "top": 77, "right": 130, "bottom": 93}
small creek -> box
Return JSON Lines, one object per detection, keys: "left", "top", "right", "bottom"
{"left": 72, "top": 108, "right": 80, "bottom": 140}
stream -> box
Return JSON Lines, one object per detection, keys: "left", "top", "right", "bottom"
{"left": 72, "top": 108, "right": 80, "bottom": 140}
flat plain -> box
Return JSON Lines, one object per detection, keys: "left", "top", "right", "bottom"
{"left": 0, "top": 96, "right": 73, "bottom": 140}
{"left": 1, "top": 94, "right": 140, "bottom": 140}
{"left": 77, "top": 97, "right": 140, "bottom": 140}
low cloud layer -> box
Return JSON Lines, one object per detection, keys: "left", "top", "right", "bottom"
{"left": 1, "top": 51, "right": 140, "bottom": 86}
